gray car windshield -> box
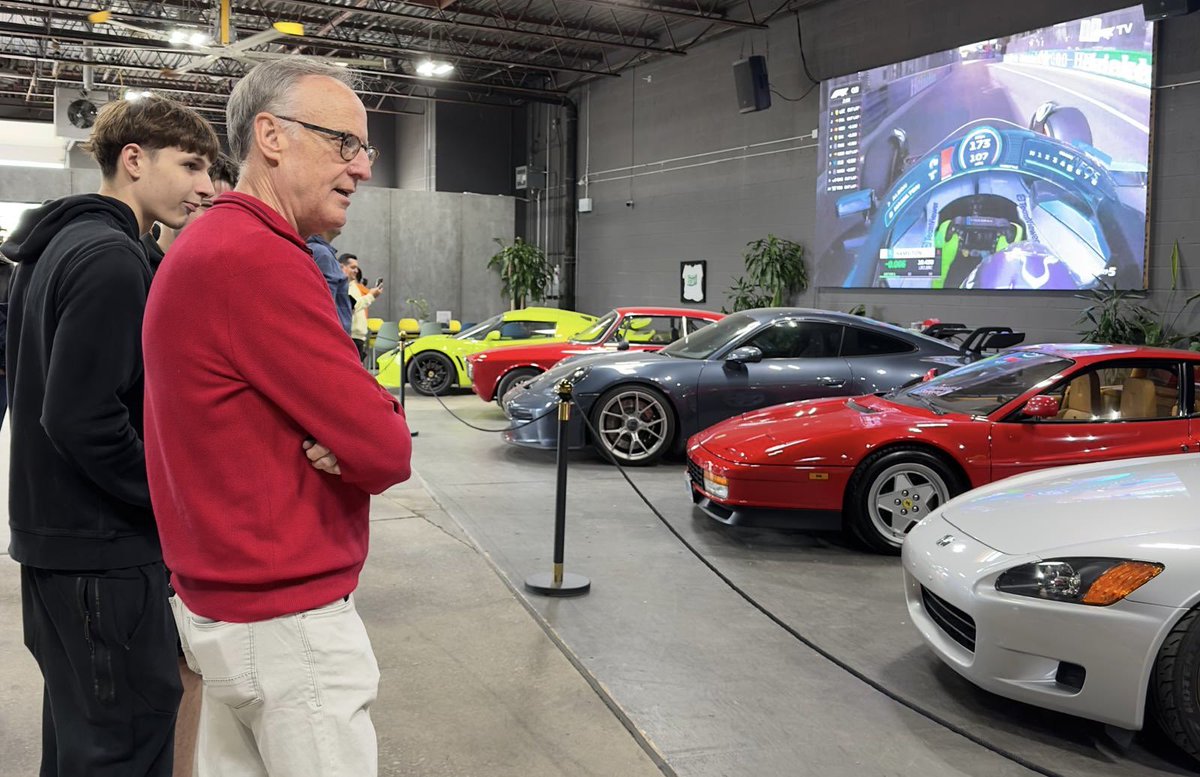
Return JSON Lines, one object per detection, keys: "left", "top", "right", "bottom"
{"left": 456, "top": 314, "right": 503, "bottom": 340}
{"left": 897, "top": 351, "right": 1072, "bottom": 416}
{"left": 570, "top": 311, "right": 618, "bottom": 344}
{"left": 660, "top": 312, "right": 761, "bottom": 360}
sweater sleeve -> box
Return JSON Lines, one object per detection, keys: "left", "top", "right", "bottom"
{"left": 41, "top": 246, "right": 151, "bottom": 508}
{"left": 228, "top": 262, "right": 412, "bottom": 494}
{"left": 349, "top": 285, "right": 375, "bottom": 313}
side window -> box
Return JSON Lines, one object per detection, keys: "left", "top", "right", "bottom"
{"left": 499, "top": 320, "right": 556, "bottom": 340}
{"left": 841, "top": 326, "right": 915, "bottom": 357}
{"left": 744, "top": 321, "right": 843, "bottom": 359}
{"left": 1036, "top": 362, "right": 1182, "bottom": 422}
{"left": 616, "top": 315, "right": 686, "bottom": 345}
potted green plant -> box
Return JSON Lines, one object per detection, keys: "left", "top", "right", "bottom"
{"left": 406, "top": 297, "right": 441, "bottom": 337}
{"left": 488, "top": 237, "right": 553, "bottom": 310}
{"left": 1076, "top": 242, "right": 1200, "bottom": 349}
{"left": 722, "top": 234, "right": 809, "bottom": 312}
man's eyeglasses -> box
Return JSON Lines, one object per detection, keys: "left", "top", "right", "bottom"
{"left": 274, "top": 115, "right": 379, "bottom": 165}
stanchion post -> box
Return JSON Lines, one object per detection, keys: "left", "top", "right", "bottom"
{"left": 525, "top": 379, "right": 590, "bottom": 597}
{"left": 398, "top": 330, "right": 418, "bottom": 438}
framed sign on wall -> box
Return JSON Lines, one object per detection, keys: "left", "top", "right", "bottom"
{"left": 681, "top": 260, "right": 706, "bottom": 303}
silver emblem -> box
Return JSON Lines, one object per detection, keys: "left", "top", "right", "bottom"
{"left": 935, "top": 534, "right": 956, "bottom": 547}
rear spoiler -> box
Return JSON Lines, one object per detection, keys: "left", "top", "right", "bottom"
{"left": 921, "top": 323, "right": 1025, "bottom": 359}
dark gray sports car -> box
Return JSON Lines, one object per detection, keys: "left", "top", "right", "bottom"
{"left": 502, "top": 308, "right": 977, "bottom": 465}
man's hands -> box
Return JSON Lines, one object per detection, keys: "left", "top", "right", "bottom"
{"left": 302, "top": 438, "right": 341, "bottom": 475}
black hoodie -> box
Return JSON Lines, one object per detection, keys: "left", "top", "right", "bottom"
{"left": 2, "top": 194, "right": 160, "bottom": 569}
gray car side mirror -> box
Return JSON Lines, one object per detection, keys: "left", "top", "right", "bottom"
{"left": 725, "top": 346, "right": 763, "bottom": 365}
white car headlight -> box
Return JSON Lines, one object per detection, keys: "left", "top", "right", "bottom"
{"left": 995, "top": 558, "right": 1163, "bottom": 606}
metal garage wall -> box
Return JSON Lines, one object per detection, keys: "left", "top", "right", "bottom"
{"left": 0, "top": 168, "right": 514, "bottom": 325}
{"left": 573, "top": 1, "right": 1200, "bottom": 343}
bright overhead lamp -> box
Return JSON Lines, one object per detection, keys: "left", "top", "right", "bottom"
{"left": 168, "top": 29, "right": 211, "bottom": 46}
{"left": 416, "top": 59, "right": 454, "bottom": 77}
{"left": 124, "top": 89, "right": 153, "bottom": 101}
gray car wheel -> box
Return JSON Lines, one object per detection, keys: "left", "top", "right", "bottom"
{"left": 847, "top": 448, "right": 962, "bottom": 554}
{"left": 591, "top": 385, "right": 675, "bottom": 466}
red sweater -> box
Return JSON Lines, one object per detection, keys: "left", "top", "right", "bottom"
{"left": 143, "top": 193, "right": 412, "bottom": 622}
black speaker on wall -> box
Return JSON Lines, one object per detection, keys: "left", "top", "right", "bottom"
{"left": 734, "top": 56, "right": 771, "bottom": 114}
{"left": 1143, "top": 0, "right": 1199, "bottom": 20}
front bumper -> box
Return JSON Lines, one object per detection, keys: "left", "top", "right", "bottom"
{"left": 902, "top": 513, "right": 1180, "bottom": 731}
{"left": 501, "top": 388, "right": 589, "bottom": 450}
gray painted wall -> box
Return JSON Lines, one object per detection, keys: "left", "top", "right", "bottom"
{"left": 0, "top": 167, "right": 514, "bottom": 325}
{"left": 573, "top": 2, "right": 1200, "bottom": 344}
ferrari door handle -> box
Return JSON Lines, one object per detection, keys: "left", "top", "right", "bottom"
{"left": 819, "top": 377, "right": 846, "bottom": 388}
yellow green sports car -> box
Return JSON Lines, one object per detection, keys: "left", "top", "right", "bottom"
{"left": 376, "top": 306, "right": 598, "bottom": 395}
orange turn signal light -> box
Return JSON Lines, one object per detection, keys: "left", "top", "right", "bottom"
{"left": 1082, "top": 561, "right": 1164, "bottom": 606}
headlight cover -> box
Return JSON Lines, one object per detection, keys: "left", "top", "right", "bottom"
{"left": 995, "top": 558, "right": 1163, "bottom": 606}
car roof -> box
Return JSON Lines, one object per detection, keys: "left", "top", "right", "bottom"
{"left": 1007, "top": 343, "right": 1200, "bottom": 361}
{"left": 612, "top": 307, "right": 723, "bottom": 319}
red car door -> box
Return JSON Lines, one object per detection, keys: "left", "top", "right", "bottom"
{"left": 990, "top": 359, "right": 1190, "bottom": 481}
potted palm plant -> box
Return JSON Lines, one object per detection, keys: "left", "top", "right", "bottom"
{"left": 723, "top": 234, "right": 809, "bottom": 311}
{"left": 488, "top": 237, "right": 553, "bottom": 310}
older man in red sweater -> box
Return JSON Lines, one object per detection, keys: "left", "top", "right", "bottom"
{"left": 142, "top": 57, "right": 411, "bottom": 776}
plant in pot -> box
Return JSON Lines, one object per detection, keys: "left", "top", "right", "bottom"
{"left": 406, "top": 297, "right": 441, "bottom": 337}
{"left": 1077, "top": 242, "right": 1200, "bottom": 349}
{"left": 723, "top": 234, "right": 809, "bottom": 312}
{"left": 488, "top": 237, "right": 553, "bottom": 310}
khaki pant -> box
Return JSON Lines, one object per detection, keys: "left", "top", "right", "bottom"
{"left": 170, "top": 594, "right": 379, "bottom": 777}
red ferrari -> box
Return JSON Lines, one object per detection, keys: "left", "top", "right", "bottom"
{"left": 467, "top": 306, "right": 723, "bottom": 403}
{"left": 687, "top": 344, "right": 1200, "bottom": 553}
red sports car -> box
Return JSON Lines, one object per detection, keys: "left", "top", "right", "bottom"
{"left": 467, "top": 307, "right": 723, "bottom": 403}
{"left": 687, "top": 344, "right": 1200, "bottom": 553}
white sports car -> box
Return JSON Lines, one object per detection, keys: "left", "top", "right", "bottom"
{"left": 903, "top": 452, "right": 1200, "bottom": 762}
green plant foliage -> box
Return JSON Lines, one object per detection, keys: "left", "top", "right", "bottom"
{"left": 723, "top": 234, "right": 809, "bottom": 312}
{"left": 847, "top": 303, "right": 868, "bottom": 316}
{"left": 406, "top": 297, "right": 431, "bottom": 321}
{"left": 1076, "top": 241, "right": 1200, "bottom": 349}
{"left": 488, "top": 237, "right": 553, "bottom": 310}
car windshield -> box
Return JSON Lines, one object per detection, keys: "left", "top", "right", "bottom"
{"left": 660, "top": 311, "right": 761, "bottom": 360}
{"left": 896, "top": 351, "right": 1072, "bottom": 416}
{"left": 570, "top": 311, "right": 618, "bottom": 344}
{"left": 456, "top": 314, "right": 503, "bottom": 340}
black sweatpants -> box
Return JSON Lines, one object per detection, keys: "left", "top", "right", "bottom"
{"left": 21, "top": 562, "right": 182, "bottom": 777}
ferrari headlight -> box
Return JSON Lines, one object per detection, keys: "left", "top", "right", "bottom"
{"left": 995, "top": 558, "right": 1163, "bottom": 606}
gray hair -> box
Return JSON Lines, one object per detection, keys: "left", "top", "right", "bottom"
{"left": 226, "top": 58, "right": 359, "bottom": 163}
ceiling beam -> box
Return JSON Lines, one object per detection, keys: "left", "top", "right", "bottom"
{"left": 556, "top": 0, "right": 766, "bottom": 29}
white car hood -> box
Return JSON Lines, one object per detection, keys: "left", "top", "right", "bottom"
{"left": 939, "top": 453, "right": 1200, "bottom": 555}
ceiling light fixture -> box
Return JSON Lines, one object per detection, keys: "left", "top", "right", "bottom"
{"left": 124, "top": 89, "right": 153, "bottom": 101}
{"left": 416, "top": 59, "right": 454, "bottom": 77}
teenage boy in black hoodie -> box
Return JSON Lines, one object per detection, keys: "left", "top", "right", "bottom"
{"left": 141, "top": 153, "right": 239, "bottom": 269}
{"left": 1, "top": 96, "right": 218, "bottom": 777}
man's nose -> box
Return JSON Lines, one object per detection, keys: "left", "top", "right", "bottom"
{"left": 348, "top": 150, "right": 372, "bottom": 182}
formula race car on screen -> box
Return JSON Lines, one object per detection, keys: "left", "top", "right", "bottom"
{"left": 828, "top": 103, "right": 1147, "bottom": 290}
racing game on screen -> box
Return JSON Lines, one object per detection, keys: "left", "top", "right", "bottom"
{"left": 816, "top": 6, "right": 1153, "bottom": 290}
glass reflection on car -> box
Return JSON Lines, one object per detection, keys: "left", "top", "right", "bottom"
{"left": 894, "top": 351, "right": 1072, "bottom": 416}
{"left": 659, "top": 311, "right": 761, "bottom": 360}
{"left": 569, "top": 311, "right": 619, "bottom": 344}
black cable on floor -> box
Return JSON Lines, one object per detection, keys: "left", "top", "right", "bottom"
{"left": 422, "top": 385, "right": 558, "bottom": 433}
{"left": 570, "top": 402, "right": 1069, "bottom": 777}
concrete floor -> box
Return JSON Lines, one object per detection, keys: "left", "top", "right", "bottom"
{"left": 2, "top": 394, "right": 1197, "bottom": 776}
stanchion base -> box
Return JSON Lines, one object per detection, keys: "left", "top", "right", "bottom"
{"left": 411, "top": 430, "right": 420, "bottom": 437}
{"left": 524, "top": 571, "right": 591, "bottom": 597}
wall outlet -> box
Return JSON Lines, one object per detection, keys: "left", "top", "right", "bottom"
{"left": 578, "top": 197, "right": 593, "bottom": 213}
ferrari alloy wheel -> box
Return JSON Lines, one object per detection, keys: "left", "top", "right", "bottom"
{"left": 591, "top": 385, "right": 675, "bottom": 466}
{"left": 407, "top": 352, "right": 454, "bottom": 396}
{"left": 495, "top": 367, "right": 542, "bottom": 405}
{"left": 848, "top": 448, "right": 963, "bottom": 554}
{"left": 1150, "top": 606, "right": 1200, "bottom": 763}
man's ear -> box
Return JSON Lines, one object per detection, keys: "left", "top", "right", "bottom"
{"left": 118, "top": 143, "right": 149, "bottom": 181}
{"left": 253, "top": 113, "right": 287, "bottom": 164}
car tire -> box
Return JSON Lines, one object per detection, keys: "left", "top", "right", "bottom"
{"left": 1031, "top": 103, "right": 1093, "bottom": 148}
{"left": 845, "top": 447, "right": 965, "bottom": 555}
{"left": 1150, "top": 607, "right": 1200, "bottom": 762}
{"left": 407, "top": 352, "right": 455, "bottom": 396}
{"left": 590, "top": 385, "right": 675, "bottom": 466}
{"left": 495, "top": 367, "right": 542, "bottom": 406}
